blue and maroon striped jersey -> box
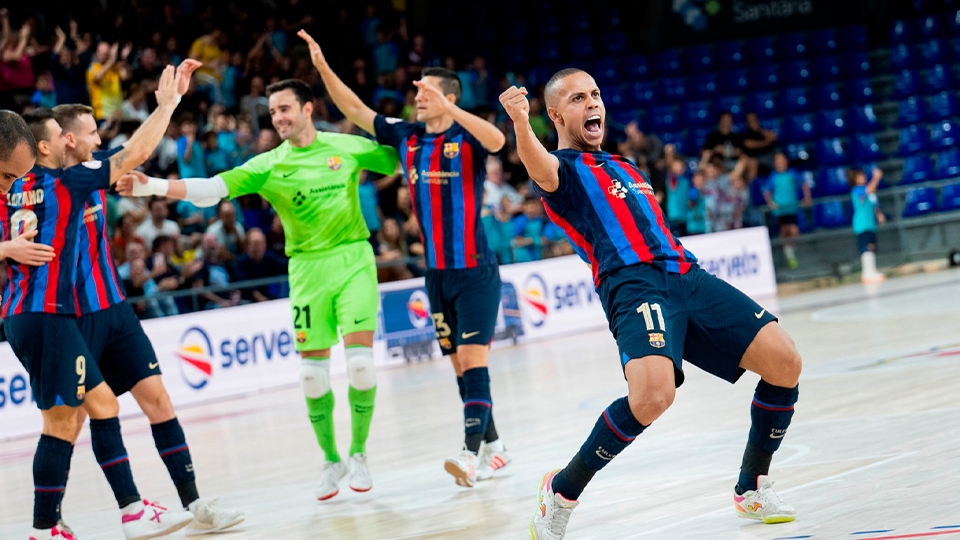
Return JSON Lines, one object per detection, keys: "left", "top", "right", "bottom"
{"left": 535, "top": 150, "right": 696, "bottom": 287}
{"left": 374, "top": 115, "right": 496, "bottom": 270}
{"left": 75, "top": 148, "right": 126, "bottom": 314}
{"left": 1, "top": 161, "right": 112, "bottom": 316}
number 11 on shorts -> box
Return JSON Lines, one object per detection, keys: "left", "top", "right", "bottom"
{"left": 636, "top": 302, "right": 665, "bottom": 331}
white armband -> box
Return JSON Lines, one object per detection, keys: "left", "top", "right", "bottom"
{"left": 183, "top": 175, "right": 229, "bottom": 207}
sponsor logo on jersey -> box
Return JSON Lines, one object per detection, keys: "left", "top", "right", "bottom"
{"left": 327, "top": 156, "right": 342, "bottom": 170}
{"left": 83, "top": 203, "right": 103, "bottom": 224}
{"left": 292, "top": 190, "right": 306, "bottom": 206}
{"left": 649, "top": 332, "right": 666, "bottom": 348}
{"left": 406, "top": 290, "right": 431, "bottom": 328}
{"left": 608, "top": 180, "right": 629, "bottom": 199}
{"left": 443, "top": 142, "right": 459, "bottom": 159}
{"left": 408, "top": 167, "right": 418, "bottom": 185}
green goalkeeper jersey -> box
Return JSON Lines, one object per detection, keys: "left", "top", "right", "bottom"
{"left": 218, "top": 132, "right": 399, "bottom": 257}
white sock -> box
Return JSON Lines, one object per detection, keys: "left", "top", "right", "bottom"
{"left": 783, "top": 245, "right": 796, "bottom": 261}
{"left": 861, "top": 251, "right": 877, "bottom": 276}
{"left": 486, "top": 439, "right": 504, "bottom": 452}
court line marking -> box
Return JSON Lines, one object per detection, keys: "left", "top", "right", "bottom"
{"left": 849, "top": 530, "right": 960, "bottom": 540}
{"left": 778, "top": 273, "right": 960, "bottom": 315}
{"left": 381, "top": 526, "right": 468, "bottom": 539}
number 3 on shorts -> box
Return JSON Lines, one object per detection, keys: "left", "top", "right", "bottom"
{"left": 432, "top": 313, "right": 451, "bottom": 338}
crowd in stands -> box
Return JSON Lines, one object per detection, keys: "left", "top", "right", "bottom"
{"left": 6, "top": 2, "right": 949, "bottom": 316}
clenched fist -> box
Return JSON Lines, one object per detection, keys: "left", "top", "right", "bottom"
{"left": 499, "top": 86, "right": 530, "bottom": 123}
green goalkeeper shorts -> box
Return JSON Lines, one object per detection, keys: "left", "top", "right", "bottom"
{"left": 288, "top": 241, "right": 379, "bottom": 351}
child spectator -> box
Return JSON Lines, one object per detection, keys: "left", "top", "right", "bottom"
{"left": 663, "top": 144, "right": 690, "bottom": 236}
{"left": 686, "top": 172, "right": 710, "bottom": 235}
{"left": 763, "top": 151, "right": 812, "bottom": 269}
{"left": 177, "top": 116, "right": 207, "bottom": 178}
{"left": 512, "top": 197, "right": 547, "bottom": 263}
{"left": 203, "top": 130, "right": 231, "bottom": 176}
{"left": 849, "top": 167, "right": 886, "bottom": 283}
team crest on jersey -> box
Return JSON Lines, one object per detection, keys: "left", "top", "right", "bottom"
{"left": 327, "top": 156, "right": 342, "bottom": 170}
{"left": 648, "top": 333, "right": 666, "bottom": 348}
{"left": 76, "top": 385, "right": 86, "bottom": 400}
{"left": 608, "top": 180, "right": 629, "bottom": 199}
{"left": 296, "top": 330, "right": 307, "bottom": 344}
{"left": 443, "top": 142, "right": 459, "bottom": 159}
{"left": 408, "top": 167, "right": 419, "bottom": 185}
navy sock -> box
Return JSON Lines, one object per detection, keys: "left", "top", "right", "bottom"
{"left": 151, "top": 418, "right": 199, "bottom": 508}
{"left": 458, "top": 375, "right": 499, "bottom": 443}
{"left": 552, "top": 397, "right": 647, "bottom": 500}
{"left": 462, "top": 367, "right": 492, "bottom": 453}
{"left": 738, "top": 380, "right": 799, "bottom": 491}
{"left": 33, "top": 435, "right": 72, "bottom": 529}
{"left": 90, "top": 417, "right": 141, "bottom": 508}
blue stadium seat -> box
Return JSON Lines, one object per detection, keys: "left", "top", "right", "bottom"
{"left": 923, "top": 64, "right": 952, "bottom": 92}
{"left": 854, "top": 133, "right": 885, "bottom": 161}
{"left": 785, "top": 87, "right": 813, "bottom": 113}
{"left": 749, "top": 91, "right": 780, "bottom": 116}
{"left": 659, "top": 131, "right": 687, "bottom": 156}
{"left": 685, "top": 45, "right": 714, "bottom": 71}
{"left": 604, "top": 32, "right": 628, "bottom": 56}
{"left": 750, "top": 176, "right": 768, "bottom": 207}
{"left": 890, "top": 43, "right": 914, "bottom": 71}
{"left": 651, "top": 105, "right": 681, "bottom": 132}
{"left": 688, "top": 127, "right": 712, "bottom": 154}
{"left": 930, "top": 119, "right": 959, "bottom": 150}
{"left": 623, "top": 55, "right": 650, "bottom": 81}
{"left": 816, "top": 84, "right": 844, "bottom": 109}
{"left": 916, "top": 14, "right": 945, "bottom": 39}
{"left": 536, "top": 16, "right": 560, "bottom": 37}
{"left": 918, "top": 39, "right": 946, "bottom": 67}
{"left": 814, "top": 57, "right": 842, "bottom": 82}
{"left": 593, "top": 59, "right": 620, "bottom": 85}
{"left": 841, "top": 26, "right": 868, "bottom": 52}
{"left": 655, "top": 49, "right": 683, "bottom": 76}
{"left": 762, "top": 116, "right": 784, "bottom": 138}
{"left": 684, "top": 101, "right": 713, "bottom": 127}
{"left": 780, "top": 33, "right": 809, "bottom": 60}
{"left": 721, "top": 69, "right": 750, "bottom": 95}
{"left": 853, "top": 105, "right": 880, "bottom": 132}
{"left": 845, "top": 53, "right": 872, "bottom": 79}
{"left": 537, "top": 41, "right": 560, "bottom": 63}
{"left": 940, "top": 183, "right": 960, "bottom": 211}
{"left": 893, "top": 70, "right": 919, "bottom": 99}
{"left": 951, "top": 8, "right": 960, "bottom": 35}
{"left": 627, "top": 81, "right": 656, "bottom": 107}
{"left": 785, "top": 142, "right": 813, "bottom": 163}
{"left": 929, "top": 91, "right": 960, "bottom": 120}
{"left": 567, "top": 36, "right": 595, "bottom": 59}
{"left": 717, "top": 95, "right": 744, "bottom": 116}
{"left": 901, "top": 154, "right": 934, "bottom": 184}
{"left": 898, "top": 125, "right": 930, "bottom": 156}
{"left": 785, "top": 114, "right": 818, "bottom": 142}
{"left": 935, "top": 149, "right": 960, "bottom": 179}
{"left": 659, "top": 77, "right": 688, "bottom": 102}
{"left": 500, "top": 45, "right": 526, "bottom": 67}
{"left": 890, "top": 19, "right": 912, "bottom": 43}
{"left": 817, "top": 167, "right": 852, "bottom": 197}
{"left": 745, "top": 37, "right": 777, "bottom": 65}
{"left": 715, "top": 41, "right": 745, "bottom": 69}
{"left": 785, "top": 61, "right": 814, "bottom": 86}
{"left": 528, "top": 67, "right": 555, "bottom": 87}
{"left": 810, "top": 29, "right": 839, "bottom": 56}
{"left": 797, "top": 208, "right": 814, "bottom": 233}
{"left": 902, "top": 187, "right": 938, "bottom": 217}
{"left": 691, "top": 73, "right": 719, "bottom": 98}
{"left": 950, "top": 36, "right": 960, "bottom": 60}
{"left": 820, "top": 109, "right": 850, "bottom": 136}
{"left": 818, "top": 138, "right": 850, "bottom": 166}
{"left": 814, "top": 200, "right": 851, "bottom": 228}
{"left": 850, "top": 79, "right": 876, "bottom": 104}
{"left": 897, "top": 96, "right": 926, "bottom": 127}
{"left": 751, "top": 65, "right": 782, "bottom": 90}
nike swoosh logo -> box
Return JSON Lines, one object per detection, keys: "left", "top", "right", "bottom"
{"left": 408, "top": 146, "right": 421, "bottom": 151}
{"left": 283, "top": 170, "right": 296, "bottom": 178}
{"left": 589, "top": 163, "right": 605, "bottom": 168}
{"left": 769, "top": 433, "right": 787, "bottom": 439}
{"left": 354, "top": 318, "right": 369, "bottom": 325}
{"left": 148, "top": 362, "right": 159, "bottom": 369}
{"left": 462, "top": 331, "right": 480, "bottom": 339}
{"left": 755, "top": 309, "right": 766, "bottom": 319}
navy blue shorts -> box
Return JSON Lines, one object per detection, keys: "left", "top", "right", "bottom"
{"left": 598, "top": 263, "right": 778, "bottom": 387}
{"left": 4, "top": 313, "right": 105, "bottom": 409}
{"left": 425, "top": 264, "right": 502, "bottom": 355}
{"left": 77, "top": 302, "right": 160, "bottom": 396}
{"left": 857, "top": 231, "right": 877, "bottom": 253}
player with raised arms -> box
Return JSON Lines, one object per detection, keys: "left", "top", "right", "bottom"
{"left": 118, "top": 77, "right": 399, "bottom": 501}
{"left": 296, "top": 29, "right": 512, "bottom": 487}
{"left": 3, "top": 65, "right": 196, "bottom": 540}
{"left": 500, "top": 69, "right": 803, "bottom": 539}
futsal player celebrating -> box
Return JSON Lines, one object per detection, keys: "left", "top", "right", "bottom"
{"left": 297, "top": 29, "right": 512, "bottom": 487}
{"left": 500, "top": 70, "right": 803, "bottom": 539}
{"left": 119, "top": 78, "right": 399, "bottom": 502}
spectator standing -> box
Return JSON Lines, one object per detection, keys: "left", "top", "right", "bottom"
{"left": 50, "top": 26, "right": 91, "bottom": 106}
{"left": 742, "top": 112, "right": 778, "bottom": 180}
{"left": 203, "top": 130, "right": 231, "bottom": 176}
{"left": 86, "top": 41, "right": 132, "bottom": 120}
{"left": 483, "top": 155, "right": 523, "bottom": 207}
{"left": 177, "top": 117, "right": 207, "bottom": 178}
{"left": 231, "top": 228, "right": 288, "bottom": 302}
{"left": 206, "top": 200, "right": 246, "bottom": 263}
{"left": 512, "top": 198, "right": 547, "bottom": 263}
{"left": 849, "top": 167, "right": 886, "bottom": 283}
{"left": 122, "top": 256, "right": 164, "bottom": 319}
{"left": 147, "top": 235, "right": 181, "bottom": 316}
{"left": 763, "top": 152, "right": 812, "bottom": 269}
{"left": 1, "top": 18, "right": 37, "bottom": 110}
{"left": 372, "top": 28, "right": 399, "bottom": 75}
{"left": 136, "top": 197, "right": 181, "bottom": 247}
{"left": 663, "top": 145, "right": 690, "bottom": 236}
{"left": 112, "top": 213, "right": 145, "bottom": 265}
{"left": 619, "top": 121, "right": 665, "bottom": 194}
{"left": 686, "top": 171, "right": 712, "bottom": 235}
{"left": 702, "top": 111, "right": 744, "bottom": 168}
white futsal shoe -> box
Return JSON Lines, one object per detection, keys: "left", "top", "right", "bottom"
{"left": 734, "top": 475, "right": 797, "bottom": 523}
{"left": 531, "top": 470, "right": 579, "bottom": 540}
{"left": 120, "top": 500, "right": 193, "bottom": 540}
{"left": 185, "top": 498, "right": 245, "bottom": 534}
{"left": 28, "top": 524, "right": 77, "bottom": 540}
{"left": 316, "top": 460, "right": 347, "bottom": 501}
{"left": 348, "top": 453, "right": 373, "bottom": 492}
{"left": 443, "top": 448, "right": 478, "bottom": 487}
{"left": 476, "top": 440, "right": 512, "bottom": 480}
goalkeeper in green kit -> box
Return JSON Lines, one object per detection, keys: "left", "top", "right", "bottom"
{"left": 120, "top": 79, "right": 399, "bottom": 501}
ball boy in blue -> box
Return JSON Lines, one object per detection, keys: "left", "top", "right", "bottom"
{"left": 501, "top": 69, "right": 804, "bottom": 538}
{"left": 848, "top": 167, "right": 886, "bottom": 283}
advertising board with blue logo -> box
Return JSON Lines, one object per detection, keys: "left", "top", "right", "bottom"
{"left": 0, "top": 227, "right": 774, "bottom": 440}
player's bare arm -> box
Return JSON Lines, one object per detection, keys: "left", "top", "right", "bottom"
{"left": 499, "top": 86, "right": 560, "bottom": 193}
{"left": 107, "top": 60, "right": 201, "bottom": 184}
{"left": 298, "top": 29, "right": 377, "bottom": 135}
{"left": 414, "top": 79, "right": 505, "bottom": 153}
{"left": 0, "top": 230, "right": 55, "bottom": 266}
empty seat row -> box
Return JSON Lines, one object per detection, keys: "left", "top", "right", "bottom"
{"left": 898, "top": 121, "right": 960, "bottom": 155}
{"left": 896, "top": 92, "right": 960, "bottom": 125}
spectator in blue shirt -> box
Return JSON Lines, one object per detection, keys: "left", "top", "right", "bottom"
{"left": 177, "top": 117, "right": 207, "bottom": 178}
{"left": 512, "top": 198, "right": 547, "bottom": 263}
{"left": 203, "top": 130, "right": 231, "bottom": 176}
{"left": 372, "top": 28, "right": 399, "bottom": 74}
{"left": 663, "top": 144, "right": 690, "bottom": 236}
{"left": 686, "top": 172, "right": 710, "bottom": 235}
{"left": 849, "top": 167, "right": 886, "bottom": 283}
{"left": 763, "top": 152, "right": 811, "bottom": 269}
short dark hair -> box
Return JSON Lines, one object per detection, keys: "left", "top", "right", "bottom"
{"left": 153, "top": 234, "right": 174, "bottom": 252}
{"left": 544, "top": 68, "right": 586, "bottom": 108}
{"left": 22, "top": 108, "right": 57, "bottom": 144}
{"left": 52, "top": 104, "right": 95, "bottom": 133}
{"left": 266, "top": 79, "right": 314, "bottom": 106}
{"left": 0, "top": 110, "right": 37, "bottom": 160}
{"left": 546, "top": 68, "right": 585, "bottom": 91}
{"left": 422, "top": 67, "right": 462, "bottom": 102}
